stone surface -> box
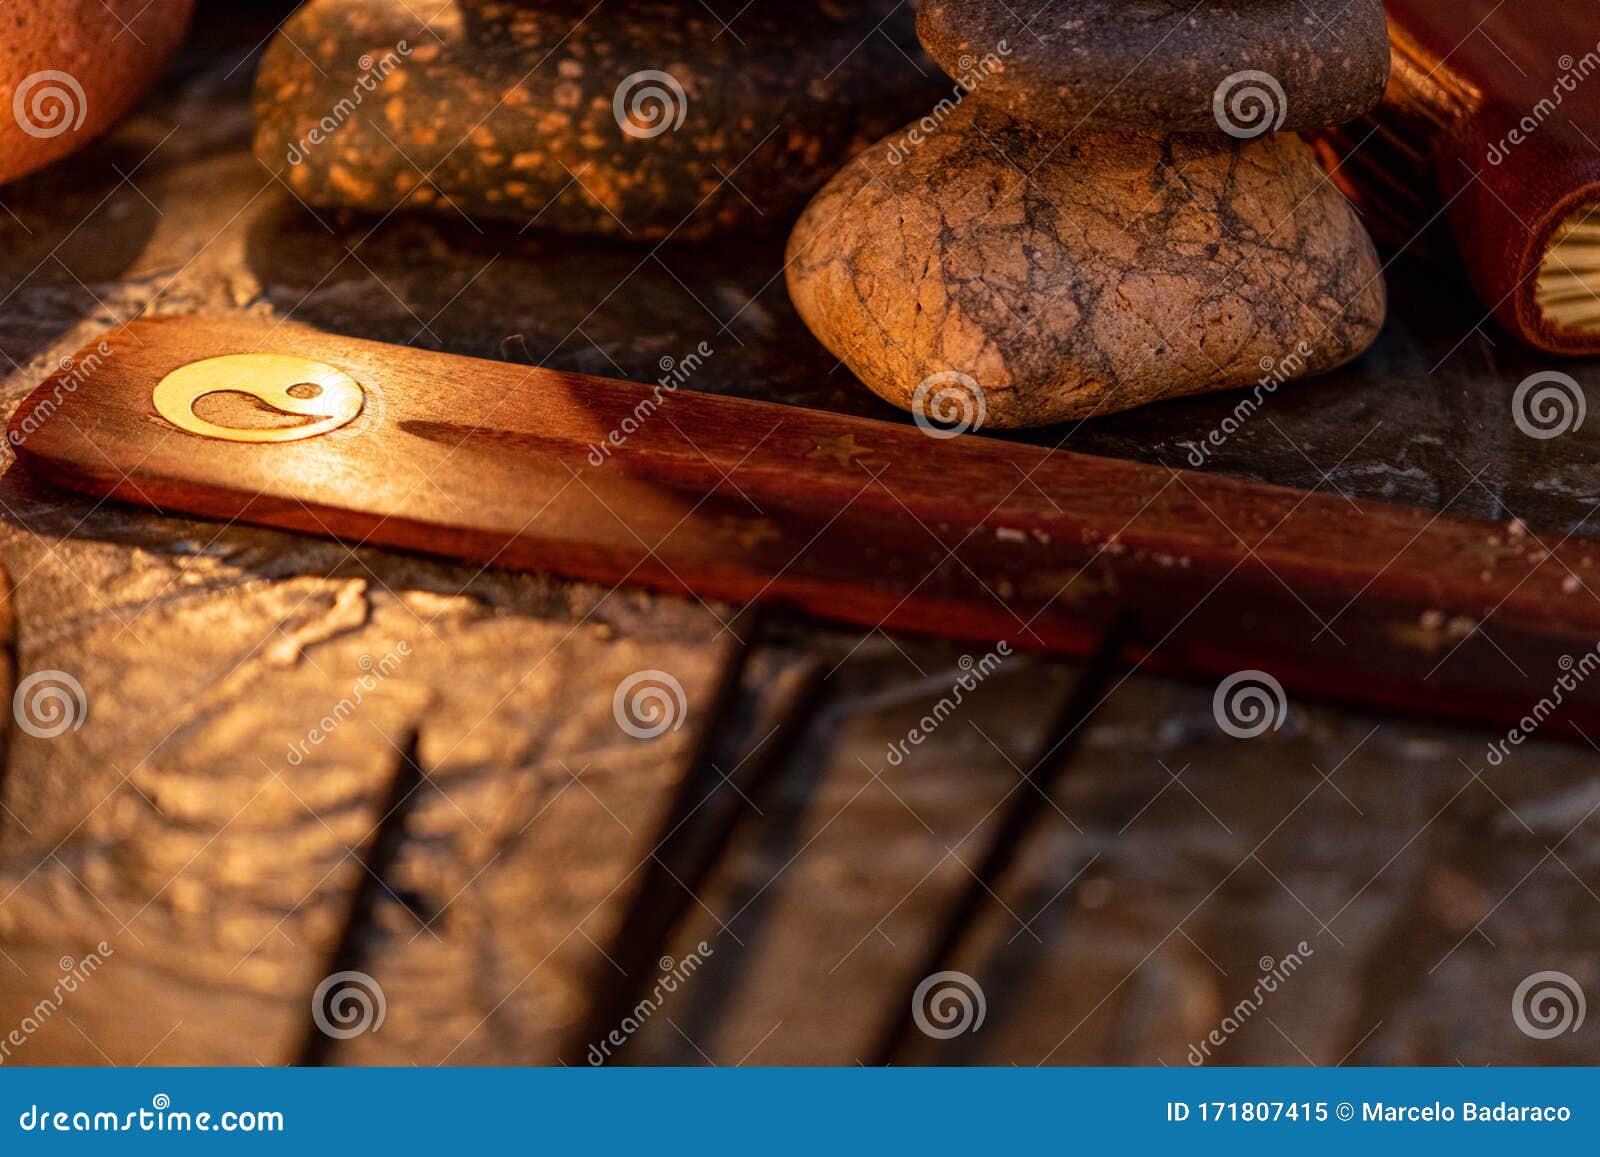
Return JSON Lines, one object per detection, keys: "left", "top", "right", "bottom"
{"left": 916, "top": 0, "right": 1390, "bottom": 134}
{"left": 252, "top": 0, "right": 940, "bottom": 240}
{"left": 786, "top": 105, "right": 1387, "bottom": 428}
{"left": 0, "top": 0, "right": 194, "bottom": 185}
{"left": 634, "top": 672, "right": 1600, "bottom": 1066}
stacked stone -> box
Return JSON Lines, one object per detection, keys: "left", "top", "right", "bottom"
{"left": 786, "top": 0, "right": 1394, "bottom": 429}
{"left": 252, "top": 0, "right": 934, "bottom": 242}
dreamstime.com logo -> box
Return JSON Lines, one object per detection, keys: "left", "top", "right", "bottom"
{"left": 311, "top": 970, "right": 386, "bottom": 1039}
{"left": 884, "top": 42, "right": 1012, "bottom": 164}
{"left": 912, "top": 371, "right": 986, "bottom": 439}
{"left": 613, "top": 70, "right": 688, "bottom": 139}
{"left": 284, "top": 43, "right": 411, "bottom": 164}
{"left": 13, "top": 669, "right": 87, "bottom": 739}
{"left": 586, "top": 340, "right": 714, "bottom": 465}
{"left": 285, "top": 642, "right": 412, "bottom": 765}
{"left": 613, "top": 669, "right": 687, "bottom": 739}
{"left": 1187, "top": 943, "right": 1314, "bottom": 1065}
{"left": 1185, "top": 341, "right": 1313, "bottom": 467}
{"left": 885, "top": 643, "right": 1011, "bottom": 766}
{"left": 587, "top": 943, "right": 713, "bottom": 1065}
{"left": 912, "top": 970, "right": 986, "bottom": 1040}
{"left": 1512, "top": 970, "right": 1586, "bottom": 1040}
{"left": 12, "top": 70, "right": 86, "bottom": 139}
{"left": 0, "top": 942, "right": 113, "bottom": 1064}
{"left": 1212, "top": 670, "right": 1288, "bottom": 738}
{"left": 1486, "top": 42, "right": 1600, "bottom": 165}
{"left": 1487, "top": 646, "right": 1600, "bottom": 766}
{"left": 1513, "top": 371, "right": 1586, "bottom": 440}
{"left": 17, "top": 1094, "right": 283, "bottom": 1134}
{"left": 1213, "top": 70, "right": 1287, "bottom": 139}
{"left": 9, "top": 341, "right": 113, "bottom": 448}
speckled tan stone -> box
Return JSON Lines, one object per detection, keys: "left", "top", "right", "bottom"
{"left": 252, "top": 0, "right": 937, "bottom": 240}
{"left": 0, "top": 0, "right": 194, "bottom": 185}
{"left": 917, "top": 0, "right": 1390, "bottom": 134}
{"left": 786, "top": 104, "right": 1387, "bottom": 428}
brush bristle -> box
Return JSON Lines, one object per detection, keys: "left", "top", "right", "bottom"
{"left": 1537, "top": 212, "right": 1600, "bottom": 332}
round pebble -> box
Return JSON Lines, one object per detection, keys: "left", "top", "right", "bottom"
{"left": 786, "top": 103, "right": 1387, "bottom": 428}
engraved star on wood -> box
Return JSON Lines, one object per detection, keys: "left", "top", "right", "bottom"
{"left": 805, "top": 433, "right": 871, "bottom": 468}
{"left": 1389, "top": 611, "right": 1478, "bottom": 656}
{"left": 1025, "top": 567, "right": 1119, "bottom": 606}
{"left": 712, "top": 516, "right": 781, "bottom": 551}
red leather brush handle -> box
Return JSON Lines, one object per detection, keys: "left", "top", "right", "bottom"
{"left": 1322, "top": 2, "right": 1600, "bottom": 354}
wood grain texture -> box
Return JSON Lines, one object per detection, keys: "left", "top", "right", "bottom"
{"left": 12, "top": 314, "right": 1600, "bottom": 738}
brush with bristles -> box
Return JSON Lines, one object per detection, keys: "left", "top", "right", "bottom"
{"left": 1319, "top": 2, "right": 1600, "bottom": 356}
{"left": 1536, "top": 216, "right": 1600, "bottom": 334}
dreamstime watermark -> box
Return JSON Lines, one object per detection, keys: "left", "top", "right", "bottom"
{"left": 586, "top": 341, "right": 714, "bottom": 466}
{"left": 885, "top": 643, "right": 1011, "bottom": 767}
{"left": 13, "top": 70, "right": 86, "bottom": 139}
{"left": 311, "top": 970, "right": 386, "bottom": 1039}
{"left": 285, "top": 642, "right": 412, "bottom": 765}
{"left": 284, "top": 42, "right": 411, "bottom": 165}
{"left": 1186, "top": 341, "right": 1313, "bottom": 467}
{"left": 9, "top": 341, "right": 113, "bottom": 448}
{"left": 1512, "top": 970, "right": 1586, "bottom": 1039}
{"left": 912, "top": 371, "right": 986, "bottom": 438}
{"left": 613, "top": 70, "right": 688, "bottom": 139}
{"left": 0, "top": 943, "right": 113, "bottom": 1064}
{"left": 1186, "top": 943, "right": 1313, "bottom": 1064}
{"left": 885, "top": 41, "right": 1012, "bottom": 164}
{"left": 1212, "top": 670, "right": 1288, "bottom": 739}
{"left": 587, "top": 942, "right": 713, "bottom": 1064}
{"left": 1512, "top": 370, "right": 1585, "bottom": 440}
{"left": 17, "top": 1095, "right": 284, "bottom": 1134}
{"left": 1488, "top": 44, "right": 1600, "bottom": 165}
{"left": 613, "top": 669, "right": 687, "bottom": 739}
{"left": 12, "top": 669, "right": 87, "bottom": 740}
{"left": 1487, "top": 646, "right": 1600, "bottom": 765}
{"left": 1213, "top": 70, "right": 1287, "bottom": 139}
{"left": 912, "top": 970, "right": 986, "bottom": 1039}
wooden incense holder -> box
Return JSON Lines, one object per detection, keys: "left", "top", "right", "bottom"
{"left": 11, "top": 316, "right": 1600, "bottom": 738}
